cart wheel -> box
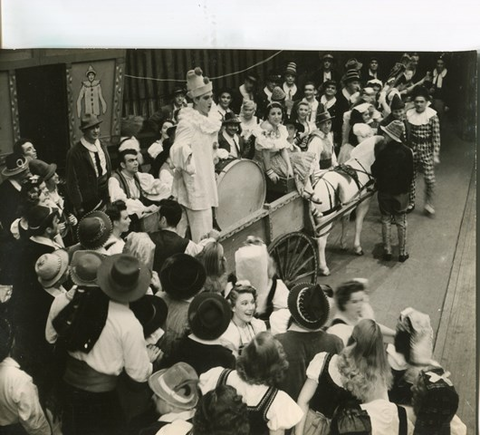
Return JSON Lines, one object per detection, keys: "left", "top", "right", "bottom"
{"left": 268, "top": 232, "right": 318, "bottom": 288}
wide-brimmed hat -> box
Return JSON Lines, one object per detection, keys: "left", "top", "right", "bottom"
{"left": 29, "top": 159, "right": 57, "bottom": 181}
{"left": 188, "top": 292, "right": 231, "bottom": 340}
{"left": 390, "top": 94, "right": 405, "bottom": 111}
{"left": 160, "top": 254, "right": 206, "bottom": 300}
{"left": 288, "top": 283, "right": 331, "bottom": 330}
{"left": 186, "top": 67, "right": 212, "bottom": 99}
{"left": 148, "top": 362, "right": 199, "bottom": 410}
{"left": 322, "top": 53, "right": 334, "bottom": 61}
{"left": 130, "top": 295, "right": 168, "bottom": 338}
{"left": 97, "top": 254, "right": 151, "bottom": 303}
{"left": 285, "top": 62, "right": 297, "bottom": 76}
{"left": 2, "top": 153, "right": 29, "bottom": 177}
{"left": 70, "top": 250, "right": 106, "bottom": 287}
{"left": 0, "top": 318, "right": 14, "bottom": 362}
{"left": 380, "top": 120, "right": 405, "bottom": 143}
{"left": 27, "top": 205, "right": 58, "bottom": 233}
{"left": 315, "top": 103, "right": 335, "bottom": 125}
{"left": 80, "top": 114, "right": 103, "bottom": 131}
{"left": 222, "top": 112, "right": 241, "bottom": 125}
{"left": 35, "top": 249, "right": 69, "bottom": 288}
{"left": 77, "top": 211, "right": 112, "bottom": 250}
{"left": 344, "top": 68, "right": 361, "bottom": 83}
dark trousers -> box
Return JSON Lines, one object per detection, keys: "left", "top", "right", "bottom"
{"left": 62, "top": 383, "right": 125, "bottom": 435}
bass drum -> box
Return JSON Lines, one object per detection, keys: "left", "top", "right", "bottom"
{"left": 215, "top": 158, "right": 266, "bottom": 230}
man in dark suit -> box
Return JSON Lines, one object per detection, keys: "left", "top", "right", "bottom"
{"left": 0, "top": 153, "right": 31, "bottom": 284}
{"left": 256, "top": 70, "right": 282, "bottom": 119}
{"left": 311, "top": 53, "right": 341, "bottom": 89}
{"left": 65, "top": 114, "right": 112, "bottom": 217}
{"left": 231, "top": 72, "right": 259, "bottom": 114}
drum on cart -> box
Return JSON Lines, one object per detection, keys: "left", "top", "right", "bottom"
{"left": 215, "top": 158, "right": 266, "bottom": 230}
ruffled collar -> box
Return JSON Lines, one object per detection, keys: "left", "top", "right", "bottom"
{"left": 407, "top": 107, "right": 437, "bottom": 126}
{"left": 320, "top": 95, "right": 336, "bottom": 109}
{"left": 177, "top": 107, "right": 221, "bottom": 134}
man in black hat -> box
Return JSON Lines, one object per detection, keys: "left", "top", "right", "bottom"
{"left": 65, "top": 114, "right": 112, "bottom": 217}
{"left": 256, "top": 70, "right": 282, "bottom": 119}
{"left": 218, "top": 113, "right": 247, "bottom": 158}
{"left": 275, "top": 283, "right": 343, "bottom": 401}
{"left": 231, "top": 72, "right": 259, "bottom": 114}
{"left": 306, "top": 104, "right": 338, "bottom": 170}
{"left": 149, "top": 86, "right": 187, "bottom": 132}
{"left": 311, "top": 53, "right": 340, "bottom": 89}
{"left": 0, "top": 153, "right": 31, "bottom": 234}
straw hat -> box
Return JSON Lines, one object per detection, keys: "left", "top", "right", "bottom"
{"left": 35, "top": 249, "right": 69, "bottom": 288}
{"left": 70, "top": 250, "right": 106, "bottom": 287}
{"left": 148, "top": 362, "right": 199, "bottom": 410}
{"left": 380, "top": 120, "right": 405, "bottom": 143}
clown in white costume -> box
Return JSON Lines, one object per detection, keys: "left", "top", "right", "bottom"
{"left": 170, "top": 68, "right": 221, "bottom": 242}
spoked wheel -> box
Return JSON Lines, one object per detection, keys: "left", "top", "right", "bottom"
{"left": 268, "top": 232, "right": 318, "bottom": 288}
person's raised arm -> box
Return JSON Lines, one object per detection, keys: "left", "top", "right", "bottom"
{"left": 295, "top": 378, "right": 318, "bottom": 435}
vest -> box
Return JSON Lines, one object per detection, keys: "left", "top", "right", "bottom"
{"left": 111, "top": 169, "right": 147, "bottom": 204}
{"left": 309, "top": 353, "right": 354, "bottom": 418}
{"left": 217, "top": 369, "right": 278, "bottom": 435}
{"left": 150, "top": 230, "right": 189, "bottom": 273}
{"left": 307, "top": 131, "right": 333, "bottom": 169}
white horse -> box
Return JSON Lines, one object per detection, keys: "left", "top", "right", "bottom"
{"left": 312, "top": 136, "right": 383, "bottom": 275}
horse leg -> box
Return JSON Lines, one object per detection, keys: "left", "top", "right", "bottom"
{"left": 316, "top": 226, "right": 332, "bottom": 276}
{"left": 340, "top": 213, "right": 350, "bottom": 251}
{"left": 353, "top": 197, "right": 371, "bottom": 256}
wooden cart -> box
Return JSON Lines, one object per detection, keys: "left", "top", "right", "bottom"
{"left": 218, "top": 186, "right": 375, "bottom": 288}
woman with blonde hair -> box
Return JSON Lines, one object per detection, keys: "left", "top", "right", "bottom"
{"left": 296, "top": 319, "right": 397, "bottom": 435}
{"left": 200, "top": 331, "right": 303, "bottom": 435}
{"left": 195, "top": 241, "right": 228, "bottom": 294}
{"left": 123, "top": 232, "right": 160, "bottom": 293}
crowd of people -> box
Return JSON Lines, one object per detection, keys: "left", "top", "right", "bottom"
{"left": 0, "top": 51, "right": 466, "bottom": 435}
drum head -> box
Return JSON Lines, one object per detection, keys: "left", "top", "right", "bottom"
{"left": 216, "top": 159, "right": 266, "bottom": 230}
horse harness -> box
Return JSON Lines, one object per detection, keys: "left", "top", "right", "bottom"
{"left": 312, "top": 159, "right": 375, "bottom": 218}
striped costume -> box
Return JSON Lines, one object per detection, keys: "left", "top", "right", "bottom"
{"left": 406, "top": 107, "right": 441, "bottom": 208}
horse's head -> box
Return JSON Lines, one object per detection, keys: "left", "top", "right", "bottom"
{"left": 348, "top": 135, "right": 382, "bottom": 170}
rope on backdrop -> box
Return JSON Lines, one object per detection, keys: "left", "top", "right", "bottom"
{"left": 124, "top": 50, "right": 284, "bottom": 83}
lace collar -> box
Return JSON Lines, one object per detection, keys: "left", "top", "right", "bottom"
{"left": 178, "top": 107, "right": 221, "bottom": 134}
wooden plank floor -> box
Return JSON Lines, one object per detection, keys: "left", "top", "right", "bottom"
{"left": 433, "top": 170, "right": 476, "bottom": 433}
